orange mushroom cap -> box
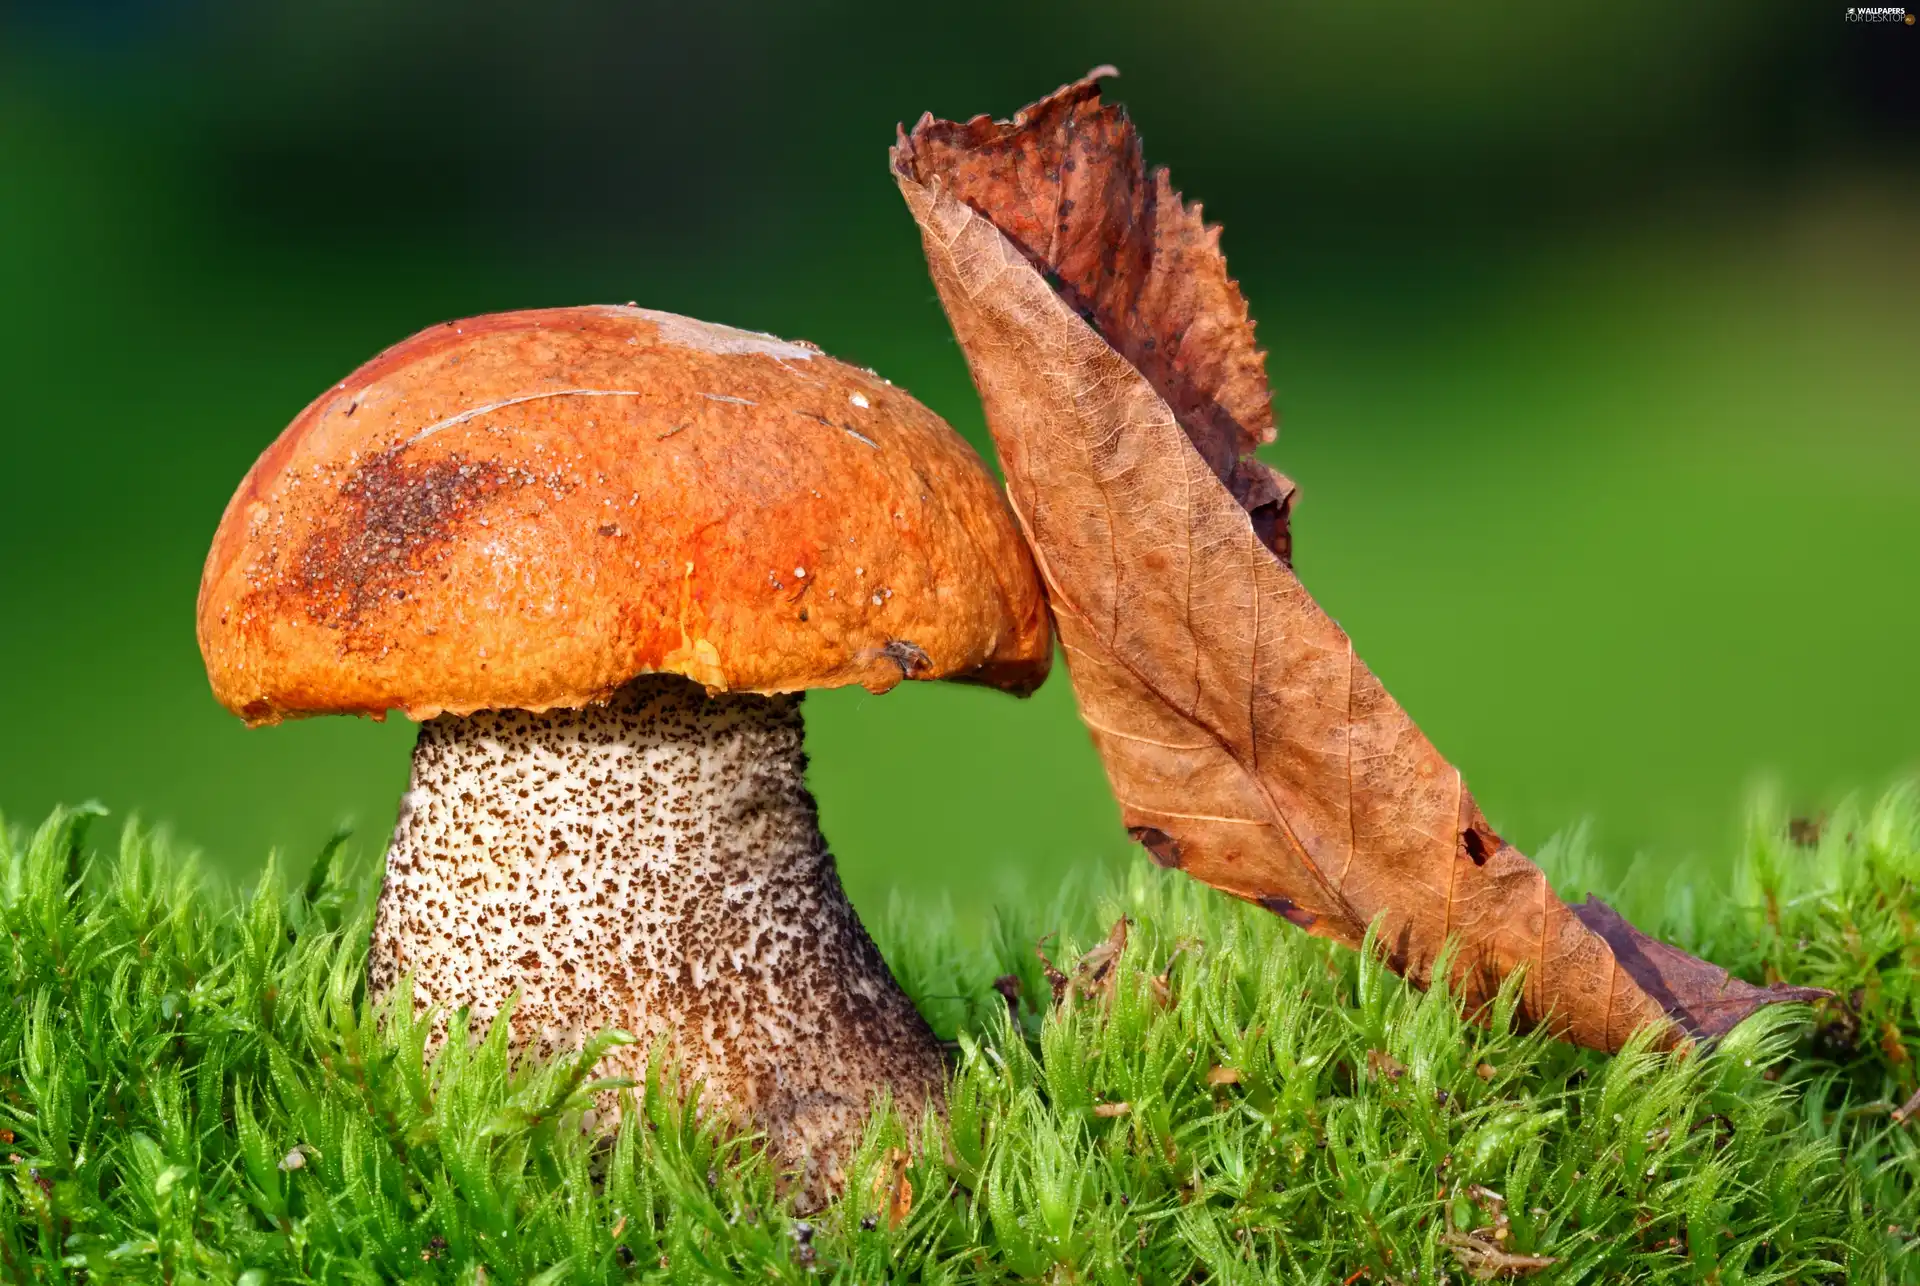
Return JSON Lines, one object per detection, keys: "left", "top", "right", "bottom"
{"left": 198, "top": 305, "right": 1052, "bottom": 725}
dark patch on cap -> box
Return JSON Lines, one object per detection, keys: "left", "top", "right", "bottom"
{"left": 293, "top": 447, "right": 519, "bottom": 635}
{"left": 1258, "top": 895, "right": 1316, "bottom": 929}
{"left": 880, "top": 638, "right": 933, "bottom": 679}
{"left": 1127, "top": 825, "right": 1182, "bottom": 869}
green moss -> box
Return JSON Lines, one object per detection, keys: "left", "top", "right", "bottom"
{"left": 1, "top": 789, "right": 1916, "bottom": 1282}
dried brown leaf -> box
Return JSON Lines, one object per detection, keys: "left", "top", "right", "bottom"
{"left": 1442, "top": 1186, "right": 1557, "bottom": 1280}
{"left": 871, "top": 1146, "right": 913, "bottom": 1230}
{"left": 892, "top": 70, "right": 1825, "bottom": 1054}
{"left": 1034, "top": 932, "right": 1071, "bottom": 1004}
{"left": 1074, "top": 916, "right": 1130, "bottom": 1003}
{"left": 1366, "top": 1049, "right": 1408, "bottom": 1083}
{"left": 1441, "top": 1233, "right": 1558, "bottom": 1281}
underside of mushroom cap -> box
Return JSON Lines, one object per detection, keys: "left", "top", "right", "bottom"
{"left": 198, "top": 306, "right": 1052, "bottom": 725}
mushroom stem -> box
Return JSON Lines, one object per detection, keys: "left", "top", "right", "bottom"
{"left": 367, "top": 674, "right": 946, "bottom": 1200}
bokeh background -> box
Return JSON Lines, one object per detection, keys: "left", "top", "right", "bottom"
{"left": 2, "top": 1, "right": 1915, "bottom": 921}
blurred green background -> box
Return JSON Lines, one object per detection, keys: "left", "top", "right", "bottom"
{"left": 1, "top": 1, "right": 1915, "bottom": 921}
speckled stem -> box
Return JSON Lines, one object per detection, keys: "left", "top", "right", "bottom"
{"left": 367, "top": 675, "right": 946, "bottom": 1201}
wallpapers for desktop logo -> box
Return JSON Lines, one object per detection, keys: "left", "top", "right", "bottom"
{"left": 1845, "top": 5, "right": 1915, "bottom": 21}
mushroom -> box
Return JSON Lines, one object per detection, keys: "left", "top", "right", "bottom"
{"left": 196, "top": 305, "right": 1052, "bottom": 1200}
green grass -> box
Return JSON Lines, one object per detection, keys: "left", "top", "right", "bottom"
{"left": 2, "top": 790, "right": 1918, "bottom": 1283}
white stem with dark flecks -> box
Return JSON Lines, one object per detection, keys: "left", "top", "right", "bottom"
{"left": 367, "top": 674, "right": 945, "bottom": 1199}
